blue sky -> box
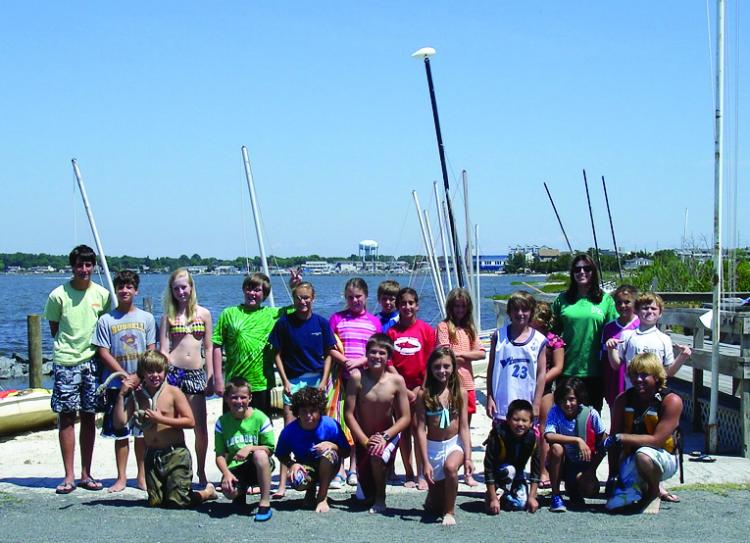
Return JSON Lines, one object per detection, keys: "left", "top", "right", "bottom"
{"left": 0, "top": 2, "right": 746, "bottom": 260}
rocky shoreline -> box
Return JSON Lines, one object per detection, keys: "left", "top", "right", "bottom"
{"left": 0, "top": 354, "right": 53, "bottom": 379}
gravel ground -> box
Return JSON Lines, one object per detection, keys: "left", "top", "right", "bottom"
{"left": 1, "top": 486, "right": 748, "bottom": 543}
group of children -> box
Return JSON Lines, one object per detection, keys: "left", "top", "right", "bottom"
{"left": 43, "top": 244, "right": 686, "bottom": 525}
{"left": 482, "top": 285, "right": 689, "bottom": 516}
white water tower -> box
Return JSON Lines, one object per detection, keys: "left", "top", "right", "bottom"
{"left": 358, "top": 240, "right": 379, "bottom": 272}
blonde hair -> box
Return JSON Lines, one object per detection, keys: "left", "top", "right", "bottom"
{"left": 443, "top": 288, "right": 477, "bottom": 345}
{"left": 635, "top": 291, "right": 664, "bottom": 312}
{"left": 164, "top": 268, "right": 197, "bottom": 324}
{"left": 532, "top": 301, "right": 554, "bottom": 332}
{"left": 137, "top": 351, "right": 168, "bottom": 379}
{"left": 628, "top": 352, "right": 667, "bottom": 389}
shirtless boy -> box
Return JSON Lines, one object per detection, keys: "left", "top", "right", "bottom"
{"left": 113, "top": 351, "right": 217, "bottom": 507}
{"left": 344, "top": 334, "right": 411, "bottom": 513}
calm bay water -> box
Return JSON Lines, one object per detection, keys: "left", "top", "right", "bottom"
{"left": 0, "top": 272, "right": 528, "bottom": 389}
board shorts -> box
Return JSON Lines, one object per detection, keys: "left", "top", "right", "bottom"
{"left": 283, "top": 373, "right": 321, "bottom": 406}
{"left": 355, "top": 433, "right": 400, "bottom": 498}
{"left": 101, "top": 388, "right": 143, "bottom": 440}
{"left": 229, "top": 454, "right": 277, "bottom": 491}
{"left": 426, "top": 435, "right": 464, "bottom": 482}
{"left": 635, "top": 446, "right": 678, "bottom": 481}
{"left": 144, "top": 443, "right": 197, "bottom": 508}
{"left": 51, "top": 360, "right": 98, "bottom": 414}
{"left": 289, "top": 449, "right": 341, "bottom": 491}
{"left": 167, "top": 366, "right": 207, "bottom": 395}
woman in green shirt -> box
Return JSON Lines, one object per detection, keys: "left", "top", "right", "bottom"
{"left": 552, "top": 254, "right": 616, "bottom": 412}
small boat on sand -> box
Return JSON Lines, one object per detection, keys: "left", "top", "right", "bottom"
{"left": 0, "top": 388, "right": 57, "bottom": 436}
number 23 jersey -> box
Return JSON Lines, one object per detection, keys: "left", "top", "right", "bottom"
{"left": 490, "top": 326, "right": 547, "bottom": 420}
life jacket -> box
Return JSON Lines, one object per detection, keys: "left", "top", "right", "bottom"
{"left": 623, "top": 387, "right": 676, "bottom": 454}
{"left": 574, "top": 405, "right": 598, "bottom": 453}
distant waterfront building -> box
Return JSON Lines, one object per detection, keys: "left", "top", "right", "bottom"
{"left": 303, "top": 261, "right": 333, "bottom": 275}
{"left": 186, "top": 265, "right": 209, "bottom": 274}
{"left": 478, "top": 255, "right": 508, "bottom": 273}
{"left": 623, "top": 257, "right": 653, "bottom": 270}
{"left": 214, "top": 265, "right": 240, "bottom": 275}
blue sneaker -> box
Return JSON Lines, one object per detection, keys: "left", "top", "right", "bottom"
{"left": 254, "top": 505, "right": 272, "bottom": 522}
{"left": 550, "top": 495, "right": 567, "bottom": 512}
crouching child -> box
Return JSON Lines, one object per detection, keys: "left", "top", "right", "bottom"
{"left": 215, "top": 378, "right": 275, "bottom": 521}
{"left": 275, "top": 387, "right": 351, "bottom": 513}
{"left": 483, "top": 399, "right": 541, "bottom": 514}
{"left": 113, "top": 351, "right": 217, "bottom": 507}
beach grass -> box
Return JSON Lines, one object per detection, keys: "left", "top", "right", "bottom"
{"left": 674, "top": 482, "right": 750, "bottom": 496}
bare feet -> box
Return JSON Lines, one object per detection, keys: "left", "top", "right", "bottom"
{"left": 272, "top": 488, "right": 286, "bottom": 499}
{"left": 404, "top": 477, "right": 417, "bottom": 489}
{"left": 315, "top": 498, "right": 330, "bottom": 513}
{"left": 246, "top": 487, "right": 261, "bottom": 495}
{"left": 642, "top": 497, "right": 661, "bottom": 515}
{"left": 202, "top": 483, "right": 219, "bottom": 501}
{"left": 369, "top": 502, "right": 387, "bottom": 514}
{"left": 108, "top": 480, "right": 127, "bottom": 493}
{"left": 197, "top": 473, "right": 208, "bottom": 487}
{"left": 416, "top": 477, "right": 429, "bottom": 491}
{"left": 441, "top": 513, "right": 457, "bottom": 526}
{"left": 464, "top": 474, "right": 479, "bottom": 487}
{"left": 136, "top": 478, "right": 147, "bottom": 491}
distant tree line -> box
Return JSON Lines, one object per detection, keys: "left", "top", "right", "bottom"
{"left": 0, "top": 252, "right": 426, "bottom": 272}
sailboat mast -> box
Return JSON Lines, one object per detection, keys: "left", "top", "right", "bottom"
{"left": 241, "top": 146, "right": 275, "bottom": 307}
{"left": 71, "top": 159, "right": 116, "bottom": 304}
{"left": 708, "top": 0, "right": 725, "bottom": 451}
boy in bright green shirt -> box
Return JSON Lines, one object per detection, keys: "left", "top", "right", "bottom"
{"left": 212, "top": 271, "right": 299, "bottom": 415}
{"left": 215, "top": 378, "right": 276, "bottom": 521}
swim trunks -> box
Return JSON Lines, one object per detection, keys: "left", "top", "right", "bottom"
{"left": 144, "top": 443, "right": 196, "bottom": 508}
{"left": 355, "top": 433, "right": 400, "bottom": 498}
{"left": 289, "top": 449, "right": 341, "bottom": 491}
{"left": 51, "top": 359, "right": 98, "bottom": 414}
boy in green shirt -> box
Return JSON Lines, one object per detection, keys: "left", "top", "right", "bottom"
{"left": 43, "top": 245, "right": 111, "bottom": 494}
{"left": 212, "top": 271, "right": 299, "bottom": 415}
{"left": 215, "top": 378, "right": 275, "bottom": 522}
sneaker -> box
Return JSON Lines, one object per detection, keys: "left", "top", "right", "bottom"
{"left": 550, "top": 495, "right": 567, "bottom": 512}
{"left": 329, "top": 474, "right": 345, "bottom": 490}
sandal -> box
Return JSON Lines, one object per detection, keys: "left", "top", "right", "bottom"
{"left": 329, "top": 474, "right": 346, "bottom": 490}
{"left": 346, "top": 471, "right": 358, "bottom": 486}
{"left": 55, "top": 481, "right": 76, "bottom": 495}
{"left": 689, "top": 454, "right": 716, "bottom": 463}
{"left": 78, "top": 478, "right": 103, "bottom": 491}
{"left": 660, "top": 491, "right": 681, "bottom": 503}
{"left": 254, "top": 505, "right": 273, "bottom": 522}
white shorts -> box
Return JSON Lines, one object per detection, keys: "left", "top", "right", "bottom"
{"left": 635, "top": 447, "right": 678, "bottom": 481}
{"left": 426, "top": 435, "right": 464, "bottom": 481}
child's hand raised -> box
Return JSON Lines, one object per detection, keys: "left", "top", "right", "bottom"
{"left": 605, "top": 338, "right": 621, "bottom": 350}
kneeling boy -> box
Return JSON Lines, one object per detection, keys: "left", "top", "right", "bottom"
{"left": 113, "top": 351, "right": 217, "bottom": 507}
{"left": 215, "top": 378, "right": 275, "bottom": 521}
{"left": 483, "top": 399, "right": 541, "bottom": 514}
{"left": 344, "top": 334, "right": 411, "bottom": 513}
{"left": 275, "top": 387, "right": 350, "bottom": 513}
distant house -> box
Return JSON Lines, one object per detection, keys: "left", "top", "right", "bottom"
{"left": 214, "top": 265, "right": 240, "bottom": 275}
{"left": 624, "top": 257, "right": 653, "bottom": 270}
{"left": 303, "top": 261, "right": 333, "bottom": 275}
{"left": 509, "top": 245, "right": 560, "bottom": 262}
{"left": 186, "top": 265, "right": 209, "bottom": 274}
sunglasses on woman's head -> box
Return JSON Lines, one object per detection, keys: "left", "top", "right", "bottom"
{"left": 573, "top": 265, "right": 593, "bottom": 273}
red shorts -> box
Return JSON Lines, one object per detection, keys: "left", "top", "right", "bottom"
{"left": 466, "top": 389, "right": 476, "bottom": 415}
